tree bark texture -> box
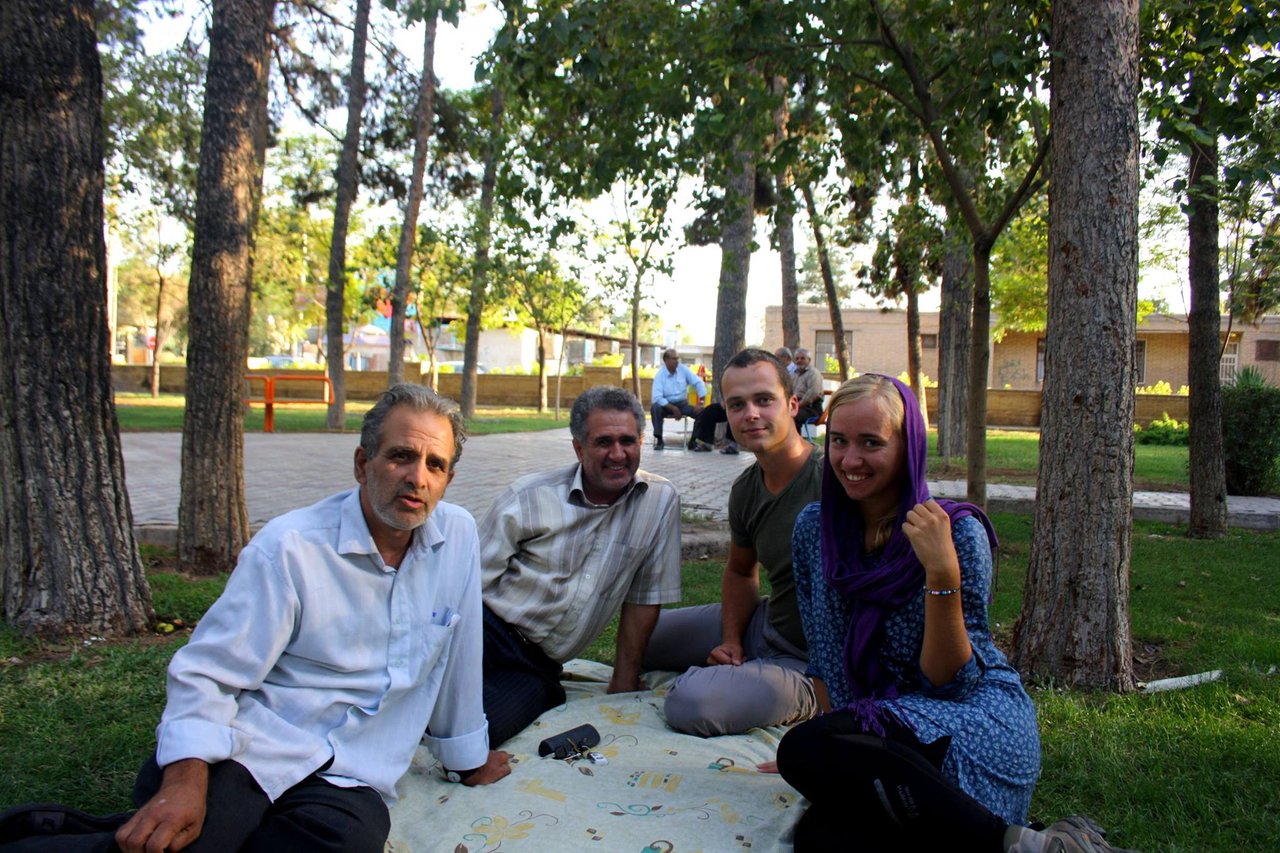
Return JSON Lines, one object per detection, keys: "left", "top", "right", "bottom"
{"left": 964, "top": 243, "right": 992, "bottom": 507}
{"left": 1185, "top": 109, "right": 1228, "bottom": 537}
{"left": 461, "top": 88, "right": 503, "bottom": 418}
{"left": 711, "top": 145, "right": 755, "bottom": 401}
{"left": 178, "top": 0, "right": 275, "bottom": 574}
{"left": 326, "top": 0, "right": 371, "bottom": 420}
{"left": 905, "top": 285, "right": 928, "bottom": 426}
{"left": 770, "top": 75, "right": 800, "bottom": 352}
{"left": 936, "top": 226, "right": 971, "bottom": 464}
{"left": 1012, "top": 0, "right": 1137, "bottom": 691}
{"left": 1, "top": 0, "right": 153, "bottom": 636}
{"left": 389, "top": 7, "right": 435, "bottom": 387}
{"left": 802, "top": 184, "right": 849, "bottom": 379}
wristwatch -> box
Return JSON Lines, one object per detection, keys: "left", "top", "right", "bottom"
{"left": 444, "top": 766, "right": 479, "bottom": 784}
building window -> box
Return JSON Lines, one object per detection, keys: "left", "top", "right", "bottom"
{"left": 1257, "top": 339, "right": 1280, "bottom": 362}
{"left": 921, "top": 333, "right": 938, "bottom": 350}
{"left": 1036, "top": 339, "right": 1046, "bottom": 384}
{"left": 1221, "top": 341, "right": 1239, "bottom": 384}
{"left": 1135, "top": 339, "right": 1147, "bottom": 386}
{"left": 814, "top": 330, "right": 853, "bottom": 371}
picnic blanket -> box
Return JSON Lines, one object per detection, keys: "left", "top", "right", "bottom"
{"left": 387, "top": 660, "right": 804, "bottom": 852}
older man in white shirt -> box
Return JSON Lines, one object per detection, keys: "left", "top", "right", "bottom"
{"left": 100, "top": 385, "right": 509, "bottom": 853}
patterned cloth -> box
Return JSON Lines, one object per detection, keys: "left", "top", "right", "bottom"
{"left": 791, "top": 505, "right": 1041, "bottom": 825}
{"left": 480, "top": 463, "right": 682, "bottom": 662}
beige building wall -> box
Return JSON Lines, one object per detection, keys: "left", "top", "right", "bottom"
{"left": 764, "top": 305, "right": 944, "bottom": 381}
{"left": 766, "top": 306, "right": 1280, "bottom": 390}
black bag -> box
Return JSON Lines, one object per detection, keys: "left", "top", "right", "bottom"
{"left": 536, "top": 723, "right": 600, "bottom": 759}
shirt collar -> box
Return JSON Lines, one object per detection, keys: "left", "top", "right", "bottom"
{"left": 336, "top": 486, "right": 444, "bottom": 569}
{"left": 567, "top": 464, "right": 647, "bottom": 508}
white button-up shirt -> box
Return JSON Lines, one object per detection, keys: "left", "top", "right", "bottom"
{"left": 156, "top": 488, "right": 488, "bottom": 804}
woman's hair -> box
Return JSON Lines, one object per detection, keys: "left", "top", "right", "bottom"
{"left": 826, "top": 374, "right": 907, "bottom": 550}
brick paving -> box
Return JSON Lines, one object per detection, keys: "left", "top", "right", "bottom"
{"left": 121, "top": 429, "right": 1280, "bottom": 546}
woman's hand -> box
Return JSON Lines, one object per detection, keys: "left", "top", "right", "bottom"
{"left": 903, "top": 500, "right": 960, "bottom": 586}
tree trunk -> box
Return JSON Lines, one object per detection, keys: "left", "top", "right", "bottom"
{"left": 630, "top": 273, "right": 641, "bottom": 399}
{"left": 461, "top": 88, "right": 503, "bottom": 418}
{"left": 964, "top": 242, "right": 993, "bottom": 507}
{"left": 536, "top": 331, "right": 547, "bottom": 413}
{"left": 389, "top": 9, "right": 437, "bottom": 387}
{"left": 1, "top": 0, "right": 153, "bottom": 636}
{"left": 936, "top": 225, "right": 971, "bottom": 466}
{"left": 1012, "top": 0, "right": 1137, "bottom": 691}
{"left": 771, "top": 75, "right": 800, "bottom": 351}
{"left": 712, "top": 145, "right": 755, "bottom": 400}
{"left": 801, "top": 184, "right": 850, "bottom": 380}
{"left": 178, "top": 0, "right": 275, "bottom": 574}
{"left": 149, "top": 270, "right": 168, "bottom": 398}
{"left": 325, "top": 0, "right": 370, "bottom": 419}
{"left": 905, "top": 285, "right": 928, "bottom": 426}
{"left": 1186, "top": 105, "right": 1228, "bottom": 537}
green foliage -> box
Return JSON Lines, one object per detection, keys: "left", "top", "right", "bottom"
{"left": 991, "top": 196, "right": 1049, "bottom": 338}
{"left": 1222, "top": 380, "right": 1280, "bottom": 495}
{"left": 1134, "top": 412, "right": 1190, "bottom": 446}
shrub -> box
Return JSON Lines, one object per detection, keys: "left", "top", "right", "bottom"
{"left": 1134, "top": 411, "right": 1190, "bottom": 446}
{"left": 1222, "top": 377, "right": 1280, "bottom": 495}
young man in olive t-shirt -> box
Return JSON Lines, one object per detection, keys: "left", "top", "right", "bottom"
{"left": 643, "top": 348, "right": 822, "bottom": 736}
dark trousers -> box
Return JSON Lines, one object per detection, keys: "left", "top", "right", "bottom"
{"left": 650, "top": 400, "right": 695, "bottom": 441}
{"left": 1, "top": 758, "right": 389, "bottom": 853}
{"left": 776, "top": 710, "right": 1008, "bottom": 852}
{"left": 482, "top": 605, "right": 566, "bottom": 748}
{"left": 691, "top": 403, "right": 727, "bottom": 446}
{"left": 794, "top": 401, "right": 822, "bottom": 432}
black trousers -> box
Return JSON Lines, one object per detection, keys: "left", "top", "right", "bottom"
{"left": 776, "top": 710, "right": 1008, "bottom": 852}
{"left": 481, "top": 604, "right": 566, "bottom": 748}
{"left": 1, "top": 757, "right": 389, "bottom": 853}
{"left": 691, "top": 403, "right": 727, "bottom": 446}
{"left": 650, "top": 400, "right": 695, "bottom": 441}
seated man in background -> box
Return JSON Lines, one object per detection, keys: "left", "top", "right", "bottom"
{"left": 650, "top": 348, "right": 706, "bottom": 450}
{"left": 479, "top": 386, "right": 682, "bottom": 747}
{"left": 645, "top": 349, "right": 823, "bottom": 736}
{"left": 791, "top": 347, "right": 825, "bottom": 430}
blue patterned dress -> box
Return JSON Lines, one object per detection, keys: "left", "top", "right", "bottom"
{"left": 790, "top": 502, "right": 1041, "bottom": 825}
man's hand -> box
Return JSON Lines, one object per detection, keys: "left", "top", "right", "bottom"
{"left": 664, "top": 403, "right": 682, "bottom": 418}
{"left": 461, "top": 750, "right": 512, "bottom": 786}
{"left": 115, "top": 758, "right": 209, "bottom": 853}
{"left": 707, "top": 641, "right": 744, "bottom": 666}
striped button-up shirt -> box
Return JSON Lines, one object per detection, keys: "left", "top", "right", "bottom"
{"left": 479, "top": 463, "right": 682, "bottom": 661}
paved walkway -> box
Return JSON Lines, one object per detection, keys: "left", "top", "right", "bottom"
{"left": 121, "top": 429, "right": 1280, "bottom": 546}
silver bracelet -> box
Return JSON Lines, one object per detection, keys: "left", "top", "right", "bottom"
{"left": 923, "top": 586, "right": 960, "bottom": 596}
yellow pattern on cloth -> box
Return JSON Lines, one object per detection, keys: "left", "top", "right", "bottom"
{"left": 388, "top": 660, "right": 804, "bottom": 852}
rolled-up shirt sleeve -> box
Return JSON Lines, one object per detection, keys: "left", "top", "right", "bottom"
{"left": 155, "top": 543, "right": 298, "bottom": 767}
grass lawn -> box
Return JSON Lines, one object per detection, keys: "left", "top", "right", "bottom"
{"left": 113, "top": 392, "right": 570, "bottom": 435}
{"left": 928, "top": 428, "right": 1194, "bottom": 491}
{"left": 2, "top": 521, "right": 1276, "bottom": 850}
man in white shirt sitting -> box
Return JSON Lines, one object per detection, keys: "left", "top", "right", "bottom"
{"left": 649, "top": 348, "right": 706, "bottom": 450}
{"left": 94, "top": 385, "right": 509, "bottom": 853}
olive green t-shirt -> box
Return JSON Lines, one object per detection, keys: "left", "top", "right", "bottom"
{"left": 728, "top": 447, "right": 824, "bottom": 651}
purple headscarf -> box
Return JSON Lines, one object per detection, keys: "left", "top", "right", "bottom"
{"left": 818, "top": 375, "right": 997, "bottom": 733}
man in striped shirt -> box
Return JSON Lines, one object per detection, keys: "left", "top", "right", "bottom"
{"left": 477, "top": 386, "right": 683, "bottom": 746}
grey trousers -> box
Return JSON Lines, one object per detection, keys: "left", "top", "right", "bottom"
{"left": 644, "top": 600, "right": 817, "bottom": 737}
